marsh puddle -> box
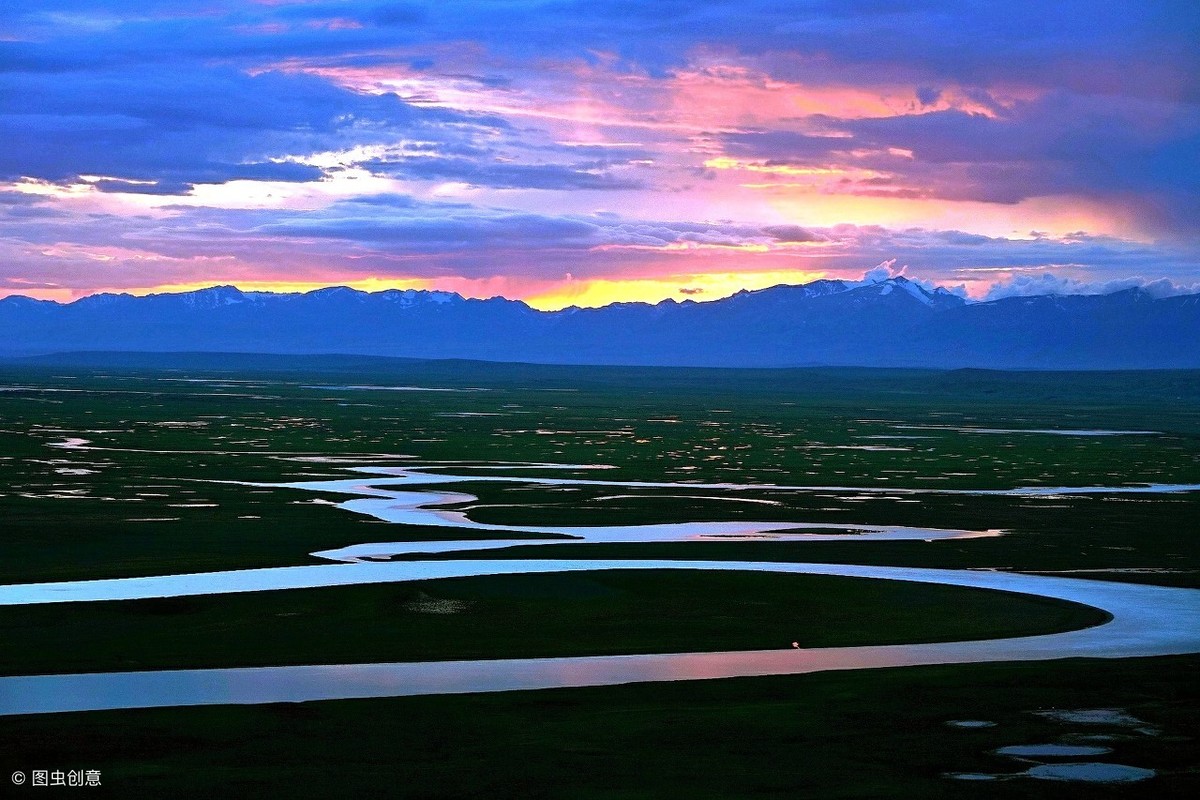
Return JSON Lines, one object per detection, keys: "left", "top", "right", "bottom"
{"left": 1026, "top": 763, "right": 1155, "bottom": 782}
{"left": 892, "top": 425, "right": 1161, "bottom": 437}
{"left": 1035, "top": 708, "right": 1148, "bottom": 726}
{"left": 995, "top": 744, "right": 1111, "bottom": 757}
{"left": 302, "top": 385, "right": 482, "bottom": 393}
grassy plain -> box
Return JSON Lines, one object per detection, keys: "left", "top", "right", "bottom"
{"left": 0, "top": 571, "right": 1107, "bottom": 676}
{"left": 1, "top": 354, "right": 1198, "bottom": 796}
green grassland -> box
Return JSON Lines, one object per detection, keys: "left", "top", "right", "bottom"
{"left": 1, "top": 355, "right": 1198, "bottom": 797}
{"left": 2, "top": 358, "right": 1199, "bottom": 586}
{"left": 0, "top": 570, "right": 1108, "bottom": 676}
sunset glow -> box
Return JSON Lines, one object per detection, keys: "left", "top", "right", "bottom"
{"left": 1, "top": 1, "right": 1197, "bottom": 304}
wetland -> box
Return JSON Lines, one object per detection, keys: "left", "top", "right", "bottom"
{"left": 1, "top": 356, "right": 1198, "bottom": 797}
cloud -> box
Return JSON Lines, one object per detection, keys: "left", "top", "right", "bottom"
{"left": 254, "top": 205, "right": 604, "bottom": 249}
{"left": 0, "top": 0, "right": 1197, "bottom": 299}
{"left": 7, "top": 2, "right": 1197, "bottom": 99}
{"left": 984, "top": 274, "right": 1200, "bottom": 300}
{"left": 721, "top": 95, "right": 1200, "bottom": 229}
{"left": 0, "top": 277, "right": 62, "bottom": 290}
{"left": 3, "top": 180, "right": 1196, "bottom": 298}
{"left": 359, "top": 156, "right": 643, "bottom": 190}
{"left": 844, "top": 260, "right": 967, "bottom": 297}
{"left": 0, "top": 190, "right": 48, "bottom": 206}
{"left": 916, "top": 86, "right": 941, "bottom": 106}
{"left": 858, "top": 261, "right": 899, "bottom": 284}
{"left": 0, "top": 55, "right": 503, "bottom": 193}
{"left": 367, "top": 3, "right": 429, "bottom": 28}
{"left": 761, "top": 224, "right": 824, "bottom": 243}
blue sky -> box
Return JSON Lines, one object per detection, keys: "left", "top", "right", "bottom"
{"left": 2, "top": 1, "right": 1198, "bottom": 306}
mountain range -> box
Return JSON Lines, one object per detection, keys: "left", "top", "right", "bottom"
{"left": 2, "top": 278, "right": 1198, "bottom": 369}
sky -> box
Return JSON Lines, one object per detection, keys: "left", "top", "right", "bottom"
{"left": 2, "top": 1, "right": 1198, "bottom": 308}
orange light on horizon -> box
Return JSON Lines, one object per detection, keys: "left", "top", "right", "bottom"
{"left": 525, "top": 269, "right": 830, "bottom": 310}
{"left": 4, "top": 270, "right": 848, "bottom": 310}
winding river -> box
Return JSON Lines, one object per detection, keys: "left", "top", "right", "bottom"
{"left": 2, "top": 461, "right": 1199, "bottom": 716}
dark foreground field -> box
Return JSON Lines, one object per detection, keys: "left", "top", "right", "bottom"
{"left": 1, "top": 354, "right": 1198, "bottom": 796}
{"left": 4, "top": 656, "right": 1197, "bottom": 799}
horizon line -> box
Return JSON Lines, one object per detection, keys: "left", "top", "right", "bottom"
{"left": 2, "top": 276, "right": 1183, "bottom": 312}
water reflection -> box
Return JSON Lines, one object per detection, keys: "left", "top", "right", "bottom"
{"left": 5, "top": 459, "right": 1199, "bottom": 717}
{"left": 2, "top": 560, "right": 1199, "bottom": 716}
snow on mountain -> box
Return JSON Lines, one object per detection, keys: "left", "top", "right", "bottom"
{"left": 1, "top": 279, "right": 1196, "bottom": 369}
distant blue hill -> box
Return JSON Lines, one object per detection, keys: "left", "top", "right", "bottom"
{"left": 2, "top": 277, "right": 1197, "bottom": 369}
